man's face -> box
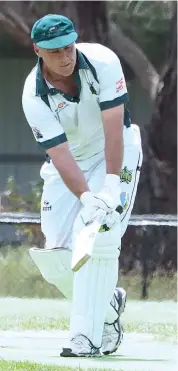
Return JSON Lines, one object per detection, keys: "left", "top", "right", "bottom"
{"left": 34, "top": 43, "right": 76, "bottom": 77}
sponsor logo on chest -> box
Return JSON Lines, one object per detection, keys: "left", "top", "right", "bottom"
{"left": 57, "top": 101, "right": 69, "bottom": 112}
{"left": 55, "top": 101, "right": 69, "bottom": 119}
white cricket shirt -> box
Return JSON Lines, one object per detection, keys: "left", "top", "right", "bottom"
{"left": 22, "top": 43, "right": 131, "bottom": 177}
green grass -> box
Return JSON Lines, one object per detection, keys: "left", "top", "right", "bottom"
{"left": 0, "top": 296, "right": 177, "bottom": 345}
{"left": 0, "top": 300, "right": 177, "bottom": 371}
{"left": 0, "top": 316, "right": 176, "bottom": 343}
{"left": 124, "top": 322, "right": 177, "bottom": 343}
{"left": 0, "top": 297, "right": 177, "bottom": 343}
{"left": 0, "top": 360, "right": 119, "bottom": 371}
{"left": 0, "top": 246, "right": 177, "bottom": 300}
{"left": 0, "top": 316, "right": 69, "bottom": 331}
{"left": 0, "top": 248, "right": 177, "bottom": 371}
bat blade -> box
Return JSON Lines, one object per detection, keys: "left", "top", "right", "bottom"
{"left": 71, "top": 210, "right": 106, "bottom": 272}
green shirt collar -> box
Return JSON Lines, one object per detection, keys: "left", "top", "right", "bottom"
{"left": 36, "top": 50, "right": 89, "bottom": 97}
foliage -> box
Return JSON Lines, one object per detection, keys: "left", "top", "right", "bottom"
{"left": 1, "top": 176, "right": 44, "bottom": 246}
{"left": 3, "top": 176, "right": 42, "bottom": 212}
{"left": 109, "top": 1, "right": 175, "bottom": 31}
{"left": 108, "top": 1, "right": 175, "bottom": 69}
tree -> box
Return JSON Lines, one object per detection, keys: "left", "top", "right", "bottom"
{"left": 148, "top": 5, "right": 177, "bottom": 213}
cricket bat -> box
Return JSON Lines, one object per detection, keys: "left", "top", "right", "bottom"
{"left": 71, "top": 209, "right": 106, "bottom": 272}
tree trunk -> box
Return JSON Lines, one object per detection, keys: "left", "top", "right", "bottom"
{"left": 147, "top": 6, "right": 177, "bottom": 213}
{"left": 75, "top": 1, "right": 109, "bottom": 44}
{"left": 109, "top": 23, "right": 160, "bottom": 100}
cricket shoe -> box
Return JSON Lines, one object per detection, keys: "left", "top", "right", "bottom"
{"left": 102, "top": 287, "right": 127, "bottom": 355}
{"left": 60, "top": 334, "right": 102, "bottom": 357}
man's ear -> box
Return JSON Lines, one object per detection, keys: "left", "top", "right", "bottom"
{"left": 33, "top": 43, "right": 40, "bottom": 56}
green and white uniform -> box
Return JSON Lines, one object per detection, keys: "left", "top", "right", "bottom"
{"left": 23, "top": 42, "right": 142, "bottom": 351}
{"left": 22, "top": 42, "right": 142, "bottom": 248}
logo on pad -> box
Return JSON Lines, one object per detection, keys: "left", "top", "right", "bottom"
{"left": 120, "top": 166, "right": 133, "bottom": 184}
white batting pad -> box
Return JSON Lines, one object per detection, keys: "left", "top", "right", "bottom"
{"left": 29, "top": 247, "right": 73, "bottom": 299}
{"left": 70, "top": 221, "right": 121, "bottom": 348}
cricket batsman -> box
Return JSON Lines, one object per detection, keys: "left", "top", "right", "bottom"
{"left": 22, "top": 14, "right": 143, "bottom": 357}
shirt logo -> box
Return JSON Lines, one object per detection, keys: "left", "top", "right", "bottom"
{"left": 55, "top": 101, "right": 69, "bottom": 120}
{"left": 57, "top": 101, "right": 69, "bottom": 112}
{"left": 116, "top": 77, "right": 125, "bottom": 93}
{"left": 32, "top": 127, "right": 43, "bottom": 139}
{"left": 43, "top": 200, "right": 52, "bottom": 211}
{"left": 88, "top": 82, "right": 98, "bottom": 95}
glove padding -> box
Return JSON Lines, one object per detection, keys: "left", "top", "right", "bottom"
{"left": 75, "top": 205, "right": 120, "bottom": 235}
{"left": 80, "top": 174, "right": 122, "bottom": 214}
{"left": 80, "top": 174, "right": 122, "bottom": 227}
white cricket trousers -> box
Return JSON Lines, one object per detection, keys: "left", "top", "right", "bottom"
{"left": 40, "top": 124, "right": 143, "bottom": 249}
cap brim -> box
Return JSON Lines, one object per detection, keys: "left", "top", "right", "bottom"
{"left": 35, "top": 32, "right": 78, "bottom": 49}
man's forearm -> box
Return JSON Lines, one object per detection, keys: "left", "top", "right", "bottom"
{"left": 47, "top": 145, "right": 89, "bottom": 198}
{"left": 102, "top": 105, "right": 124, "bottom": 176}
{"left": 105, "top": 135, "right": 123, "bottom": 175}
{"left": 55, "top": 153, "right": 90, "bottom": 198}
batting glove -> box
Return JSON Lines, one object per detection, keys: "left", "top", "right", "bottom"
{"left": 96, "top": 174, "right": 123, "bottom": 213}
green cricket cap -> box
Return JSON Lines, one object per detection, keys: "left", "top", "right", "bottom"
{"left": 31, "top": 14, "right": 78, "bottom": 49}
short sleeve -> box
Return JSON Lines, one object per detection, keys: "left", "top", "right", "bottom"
{"left": 22, "top": 93, "right": 67, "bottom": 150}
{"left": 98, "top": 48, "right": 129, "bottom": 111}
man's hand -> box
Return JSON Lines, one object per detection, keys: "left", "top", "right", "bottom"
{"left": 80, "top": 192, "right": 109, "bottom": 226}
{"left": 72, "top": 178, "right": 121, "bottom": 271}
{"left": 96, "top": 174, "right": 122, "bottom": 211}
{"left": 80, "top": 191, "right": 112, "bottom": 213}
{"left": 81, "top": 174, "right": 122, "bottom": 209}
{"left": 80, "top": 174, "right": 122, "bottom": 226}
